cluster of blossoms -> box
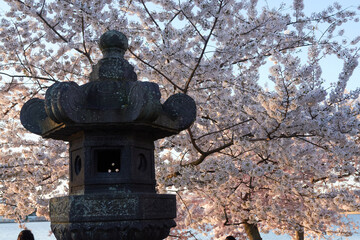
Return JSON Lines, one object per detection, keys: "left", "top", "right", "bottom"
{"left": 0, "top": 79, "right": 68, "bottom": 221}
{"left": 1, "top": 0, "right": 360, "bottom": 239}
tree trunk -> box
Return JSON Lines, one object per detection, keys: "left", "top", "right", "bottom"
{"left": 294, "top": 230, "right": 304, "bottom": 240}
{"left": 243, "top": 223, "right": 263, "bottom": 240}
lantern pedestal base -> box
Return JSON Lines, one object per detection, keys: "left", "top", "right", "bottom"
{"left": 50, "top": 192, "right": 176, "bottom": 240}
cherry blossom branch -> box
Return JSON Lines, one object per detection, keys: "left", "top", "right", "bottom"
{"left": 295, "top": 136, "right": 329, "bottom": 151}
{"left": 0, "top": 72, "right": 58, "bottom": 82}
{"left": 13, "top": 0, "right": 94, "bottom": 65}
{"left": 184, "top": 129, "right": 233, "bottom": 166}
{"left": 288, "top": 7, "right": 356, "bottom": 26}
{"left": 180, "top": 10, "right": 206, "bottom": 41}
{"left": 167, "top": 10, "right": 181, "bottom": 26}
{"left": 183, "top": 2, "right": 224, "bottom": 93}
{"left": 13, "top": 23, "right": 33, "bottom": 75}
{"left": 128, "top": 48, "right": 184, "bottom": 91}
{"left": 176, "top": 191, "right": 193, "bottom": 225}
{"left": 195, "top": 119, "right": 252, "bottom": 140}
{"left": 311, "top": 172, "right": 351, "bottom": 184}
{"left": 140, "top": 0, "right": 161, "bottom": 30}
{"left": 81, "top": 15, "right": 93, "bottom": 65}
{"left": 248, "top": 133, "right": 316, "bottom": 142}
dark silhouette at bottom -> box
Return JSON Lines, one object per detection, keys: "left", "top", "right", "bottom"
{"left": 226, "top": 236, "right": 236, "bottom": 240}
{"left": 17, "top": 230, "right": 35, "bottom": 240}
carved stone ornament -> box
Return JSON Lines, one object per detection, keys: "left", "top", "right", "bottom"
{"left": 20, "top": 30, "right": 197, "bottom": 240}
{"left": 20, "top": 30, "right": 196, "bottom": 141}
{"left": 50, "top": 193, "right": 176, "bottom": 240}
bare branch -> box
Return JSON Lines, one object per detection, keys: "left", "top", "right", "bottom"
{"left": 184, "top": 129, "right": 233, "bottom": 166}
{"left": 128, "top": 48, "right": 184, "bottom": 91}
{"left": 183, "top": 3, "right": 224, "bottom": 93}
{"left": 0, "top": 72, "right": 58, "bottom": 82}
{"left": 195, "top": 119, "right": 252, "bottom": 140}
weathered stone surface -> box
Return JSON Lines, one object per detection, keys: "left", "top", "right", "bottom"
{"left": 45, "top": 81, "right": 85, "bottom": 123}
{"left": 20, "top": 30, "right": 196, "bottom": 140}
{"left": 20, "top": 30, "right": 195, "bottom": 240}
{"left": 50, "top": 193, "right": 176, "bottom": 240}
{"left": 163, "top": 93, "right": 197, "bottom": 130}
{"left": 67, "top": 131, "right": 157, "bottom": 195}
{"left": 50, "top": 193, "right": 176, "bottom": 222}
{"left": 99, "top": 30, "right": 128, "bottom": 56}
{"left": 20, "top": 98, "right": 59, "bottom": 135}
{"left": 91, "top": 30, "right": 136, "bottom": 82}
{"left": 20, "top": 78, "right": 195, "bottom": 139}
{"left": 51, "top": 220, "right": 175, "bottom": 240}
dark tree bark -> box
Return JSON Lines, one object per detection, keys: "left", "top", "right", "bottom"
{"left": 294, "top": 230, "right": 304, "bottom": 240}
{"left": 243, "top": 223, "right": 263, "bottom": 240}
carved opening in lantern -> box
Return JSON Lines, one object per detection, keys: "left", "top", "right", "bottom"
{"left": 74, "top": 156, "right": 82, "bottom": 175}
{"left": 137, "top": 154, "right": 147, "bottom": 172}
{"left": 95, "top": 149, "right": 121, "bottom": 173}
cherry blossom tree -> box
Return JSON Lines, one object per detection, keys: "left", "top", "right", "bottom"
{"left": 1, "top": 0, "right": 360, "bottom": 239}
{"left": 0, "top": 78, "right": 68, "bottom": 222}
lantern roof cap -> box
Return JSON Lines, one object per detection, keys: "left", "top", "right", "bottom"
{"left": 20, "top": 30, "right": 196, "bottom": 141}
{"left": 99, "top": 30, "right": 128, "bottom": 54}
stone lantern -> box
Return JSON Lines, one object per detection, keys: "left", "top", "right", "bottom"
{"left": 20, "top": 30, "right": 196, "bottom": 240}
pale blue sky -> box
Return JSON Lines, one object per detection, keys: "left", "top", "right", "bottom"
{"left": 258, "top": 0, "right": 360, "bottom": 91}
